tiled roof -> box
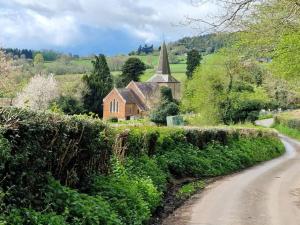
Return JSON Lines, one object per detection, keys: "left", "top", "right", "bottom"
{"left": 147, "top": 74, "right": 179, "bottom": 83}
{"left": 117, "top": 88, "right": 148, "bottom": 111}
{"left": 134, "top": 82, "right": 158, "bottom": 97}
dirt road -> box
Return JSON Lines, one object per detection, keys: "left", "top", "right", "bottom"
{"left": 164, "top": 120, "right": 300, "bottom": 225}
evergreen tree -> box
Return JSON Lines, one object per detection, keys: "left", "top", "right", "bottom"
{"left": 186, "top": 49, "right": 202, "bottom": 79}
{"left": 150, "top": 87, "right": 180, "bottom": 125}
{"left": 82, "top": 54, "right": 113, "bottom": 117}
{"left": 117, "top": 57, "right": 146, "bottom": 87}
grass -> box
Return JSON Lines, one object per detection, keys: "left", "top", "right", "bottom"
{"left": 274, "top": 124, "right": 300, "bottom": 141}
{"left": 273, "top": 110, "right": 300, "bottom": 140}
{"left": 55, "top": 54, "right": 187, "bottom": 95}
{"left": 176, "top": 180, "right": 206, "bottom": 199}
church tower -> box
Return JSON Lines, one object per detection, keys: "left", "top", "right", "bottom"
{"left": 147, "top": 42, "right": 181, "bottom": 100}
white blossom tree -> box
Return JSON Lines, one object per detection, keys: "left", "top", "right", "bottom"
{"left": 15, "top": 74, "right": 59, "bottom": 111}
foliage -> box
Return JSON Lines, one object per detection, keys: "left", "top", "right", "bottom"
{"left": 150, "top": 87, "right": 180, "bottom": 125}
{"left": 186, "top": 49, "right": 202, "bottom": 79}
{"left": 116, "top": 58, "right": 146, "bottom": 87}
{"left": 54, "top": 96, "right": 85, "bottom": 115}
{"left": 171, "top": 33, "right": 235, "bottom": 54}
{"left": 15, "top": 74, "right": 59, "bottom": 111}
{"left": 0, "top": 108, "right": 285, "bottom": 224}
{"left": 176, "top": 181, "right": 205, "bottom": 199}
{"left": 82, "top": 54, "right": 113, "bottom": 117}
{"left": 274, "top": 111, "right": 300, "bottom": 140}
{"left": 274, "top": 124, "right": 300, "bottom": 141}
{"left": 33, "top": 53, "right": 44, "bottom": 66}
{"left": 182, "top": 51, "right": 270, "bottom": 124}
{"left": 44, "top": 178, "right": 122, "bottom": 225}
{"left": 272, "top": 32, "right": 300, "bottom": 81}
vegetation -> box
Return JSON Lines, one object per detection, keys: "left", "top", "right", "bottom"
{"left": 274, "top": 110, "right": 300, "bottom": 140}
{"left": 150, "top": 87, "right": 180, "bottom": 125}
{"left": 14, "top": 74, "right": 59, "bottom": 111}
{"left": 182, "top": 51, "right": 270, "bottom": 125}
{"left": 116, "top": 57, "right": 146, "bottom": 87}
{"left": 186, "top": 49, "right": 202, "bottom": 79}
{"left": 82, "top": 54, "right": 113, "bottom": 117}
{"left": 0, "top": 108, "right": 284, "bottom": 224}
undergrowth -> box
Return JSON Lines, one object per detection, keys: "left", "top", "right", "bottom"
{"left": 0, "top": 108, "right": 285, "bottom": 224}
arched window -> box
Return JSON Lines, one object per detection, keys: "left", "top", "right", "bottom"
{"left": 116, "top": 101, "right": 119, "bottom": 112}
{"left": 113, "top": 99, "right": 116, "bottom": 112}
{"left": 110, "top": 101, "right": 113, "bottom": 112}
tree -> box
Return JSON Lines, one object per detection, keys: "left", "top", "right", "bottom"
{"left": 55, "top": 96, "right": 85, "bottom": 115}
{"left": 182, "top": 51, "right": 269, "bottom": 124}
{"left": 15, "top": 74, "right": 59, "bottom": 111}
{"left": 0, "top": 49, "right": 15, "bottom": 100}
{"left": 82, "top": 54, "right": 113, "bottom": 117}
{"left": 150, "top": 87, "right": 180, "bottom": 125}
{"left": 186, "top": 49, "right": 202, "bottom": 79}
{"left": 117, "top": 58, "right": 146, "bottom": 87}
{"left": 34, "top": 53, "right": 44, "bottom": 66}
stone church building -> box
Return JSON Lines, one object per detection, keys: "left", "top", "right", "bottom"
{"left": 103, "top": 42, "right": 181, "bottom": 120}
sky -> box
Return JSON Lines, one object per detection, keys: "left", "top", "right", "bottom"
{"left": 0, "top": 0, "right": 218, "bottom": 55}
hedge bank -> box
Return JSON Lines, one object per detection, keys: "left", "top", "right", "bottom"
{"left": 0, "top": 108, "right": 284, "bottom": 225}
{"left": 274, "top": 110, "right": 300, "bottom": 140}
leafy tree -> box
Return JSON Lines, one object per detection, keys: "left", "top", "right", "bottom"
{"left": 150, "top": 87, "right": 180, "bottom": 125}
{"left": 55, "top": 96, "right": 85, "bottom": 115}
{"left": 34, "top": 53, "right": 44, "bottom": 66}
{"left": 117, "top": 58, "right": 146, "bottom": 87}
{"left": 82, "top": 54, "right": 113, "bottom": 117}
{"left": 186, "top": 49, "right": 202, "bottom": 79}
{"left": 182, "top": 51, "right": 269, "bottom": 125}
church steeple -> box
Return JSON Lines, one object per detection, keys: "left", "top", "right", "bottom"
{"left": 156, "top": 41, "right": 171, "bottom": 75}
{"left": 147, "top": 42, "right": 179, "bottom": 83}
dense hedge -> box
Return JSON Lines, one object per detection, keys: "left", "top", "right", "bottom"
{"left": 0, "top": 108, "right": 284, "bottom": 224}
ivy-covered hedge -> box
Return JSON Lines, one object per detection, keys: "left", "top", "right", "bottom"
{"left": 0, "top": 108, "right": 285, "bottom": 224}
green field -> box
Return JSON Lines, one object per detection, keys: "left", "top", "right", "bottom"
{"left": 55, "top": 54, "right": 187, "bottom": 95}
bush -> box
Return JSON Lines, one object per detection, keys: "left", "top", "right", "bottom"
{"left": 4, "top": 209, "right": 67, "bottom": 225}
{"left": 108, "top": 117, "right": 118, "bottom": 123}
{"left": 55, "top": 96, "right": 85, "bottom": 115}
{"left": 150, "top": 87, "right": 180, "bottom": 125}
{"left": 45, "top": 178, "right": 122, "bottom": 225}
{"left": 0, "top": 108, "right": 285, "bottom": 225}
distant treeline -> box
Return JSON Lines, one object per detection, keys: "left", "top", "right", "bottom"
{"left": 169, "top": 33, "right": 236, "bottom": 55}
{"left": 3, "top": 48, "right": 80, "bottom": 61}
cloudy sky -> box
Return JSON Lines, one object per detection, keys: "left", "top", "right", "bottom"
{"left": 0, "top": 0, "right": 218, "bottom": 55}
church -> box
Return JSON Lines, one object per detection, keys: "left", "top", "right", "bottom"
{"left": 103, "top": 42, "right": 181, "bottom": 120}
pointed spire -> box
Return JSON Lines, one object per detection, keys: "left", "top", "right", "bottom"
{"left": 156, "top": 41, "right": 171, "bottom": 75}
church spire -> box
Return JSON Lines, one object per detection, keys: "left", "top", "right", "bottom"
{"left": 156, "top": 41, "right": 171, "bottom": 75}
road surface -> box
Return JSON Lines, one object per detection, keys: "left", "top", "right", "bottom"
{"left": 164, "top": 119, "right": 300, "bottom": 225}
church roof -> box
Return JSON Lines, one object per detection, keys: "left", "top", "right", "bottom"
{"left": 117, "top": 88, "right": 148, "bottom": 111}
{"left": 147, "top": 41, "right": 180, "bottom": 83}
{"left": 133, "top": 82, "right": 158, "bottom": 97}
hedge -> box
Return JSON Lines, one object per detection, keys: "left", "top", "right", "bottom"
{"left": 0, "top": 108, "right": 284, "bottom": 224}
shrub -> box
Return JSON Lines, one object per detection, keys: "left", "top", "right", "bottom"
{"left": 108, "top": 117, "right": 118, "bottom": 123}
{"left": 89, "top": 158, "right": 161, "bottom": 225}
{"left": 0, "top": 108, "right": 285, "bottom": 225}
{"left": 150, "top": 87, "right": 180, "bottom": 125}
{"left": 4, "top": 209, "right": 67, "bottom": 225}
{"left": 45, "top": 178, "right": 122, "bottom": 225}
{"left": 55, "top": 96, "right": 85, "bottom": 115}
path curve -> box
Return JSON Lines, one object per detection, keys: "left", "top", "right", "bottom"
{"left": 163, "top": 120, "right": 300, "bottom": 225}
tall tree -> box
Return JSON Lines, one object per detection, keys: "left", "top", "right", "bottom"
{"left": 117, "top": 57, "right": 146, "bottom": 87}
{"left": 82, "top": 54, "right": 113, "bottom": 117}
{"left": 186, "top": 49, "right": 202, "bottom": 79}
